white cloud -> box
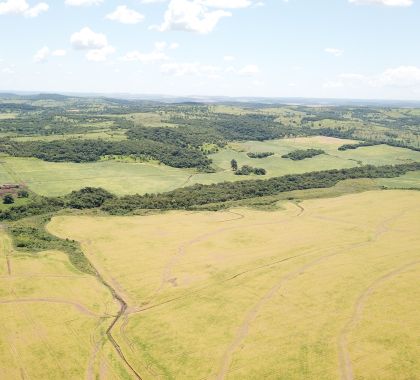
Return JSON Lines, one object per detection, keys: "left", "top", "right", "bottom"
{"left": 224, "top": 55, "right": 235, "bottom": 61}
{"left": 106, "top": 5, "right": 144, "bottom": 24}
{"left": 2, "top": 67, "right": 15, "bottom": 74}
{"left": 155, "top": 0, "right": 231, "bottom": 34}
{"left": 325, "top": 47, "right": 343, "bottom": 57}
{"left": 65, "top": 0, "right": 103, "bottom": 6}
{"left": 70, "top": 27, "right": 108, "bottom": 50}
{"left": 121, "top": 42, "right": 170, "bottom": 63}
{"left": 374, "top": 66, "right": 420, "bottom": 87}
{"left": 70, "top": 27, "right": 115, "bottom": 61}
{"left": 324, "top": 66, "right": 420, "bottom": 89}
{"left": 160, "top": 62, "right": 222, "bottom": 78}
{"left": 33, "top": 46, "right": 50, "bottom": 62}
{"left": 33, "top": 46, "right": 67, "bottom": 62}
{"left": 349, "top": 0, "right": 413, "bottom": 6}
{"left": 237, "top": 64, "right": 260, "bottom": 76}
{"left": 202, "top": 0, "right": 252, "bottom": 8}
{"left": 0, "top": 0, "right": 48, "bottom": 17}
{"left": 169, "top": 42, "right": 179, "bottom": 49}
{"left": 122, "top": 50, "right": 169, "bottom": 63}
{"left": 52, "top": 49, "right": 67, "bottom": 56}
{"left": 86, "top": 45, "right": 116, "bottom": 61}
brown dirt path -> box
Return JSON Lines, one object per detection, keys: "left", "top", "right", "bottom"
{"left": 0, "top": 298, "right": 109, "bottom": 318}
{"left": 214, "top": 207, "right": 409, "bottom": 380}
{"left": 337, "top": 260, "right": 420, "bottom": 380}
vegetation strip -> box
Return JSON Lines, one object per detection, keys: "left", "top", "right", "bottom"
{"left": 103, "top": 163, "right": 420, "bottom": 213}
{"left": 5, "top": 215, "right": 143, "bottom": 379}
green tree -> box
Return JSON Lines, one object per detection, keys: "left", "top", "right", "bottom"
{"left": 17, "top": 190, "right": 29, "bottom": 198}
{"left": 3, "top": 194, "right": 14, "bottom": 204}
{"left": 231, "top": 159, "right": 238, "bottom": 171}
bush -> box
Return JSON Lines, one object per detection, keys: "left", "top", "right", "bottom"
{"left": 3, "top": 194, "right": 14, "bottom": 204}
{"left": 282, "top": 149, "right": 325, "bottom": 161}
{"left": 17, "top": 190, "right": 29, "bottom": 198}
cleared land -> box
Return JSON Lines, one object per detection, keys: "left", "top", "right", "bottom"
{"left": 1, "top": 137, "right": 420, "bottom": 196}
{"left": 0, "top": 231, "right": 134, "bottom": 379}
{"left": 47, "top": 190, "right": 420, "bottom": 380}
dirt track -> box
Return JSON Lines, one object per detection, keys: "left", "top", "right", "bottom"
{"left": 337, "top": 260, "right": 420, "bottom": 380}
{"left": 0, "top": 297, "right": 107, "bottom": 318}
{"left": 215, "top": 207, "right": 412, "bottom": 380}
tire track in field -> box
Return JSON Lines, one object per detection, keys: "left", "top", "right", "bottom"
{"left": 150, "top": 205, "right": 301, "bottom": 303}
{"left": 337, "top": 260, "right": 420, "bottom": 380}
{"left": 6, "top": 256, "right": 11, "bottom": 275}
{"left": 0, "top": 298, "right": 109, "bottom": 318}
{"left": 215, "top": 208, "right": 410, "bottom": 380}
{"left": 120, "top": 205, "right": 304, "bottom": 357}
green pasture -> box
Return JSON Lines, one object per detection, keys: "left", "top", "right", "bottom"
{"left": 0, "top": 157, "right": 193, "bottom": 196}
{"left": 1, "top": 136, "right": 419, "bottom": 197}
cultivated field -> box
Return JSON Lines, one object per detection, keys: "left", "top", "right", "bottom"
{"left": 0, "top": 231, "right": 133, "bottom": 379}
{"left": 1, "top": 136, "right": 419, "bottom": 197}
{"left": 47, "top": 190, "right": 420, "bottom": 379}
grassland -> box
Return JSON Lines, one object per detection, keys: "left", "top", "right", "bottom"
{"left": 1, "top": 136, "right": 419, "bottom": 197}
{"left": 0, "top": 230, "right": 134, "bottom": 379}
{"left": 0, "top": 157, "right": 193, "bottom": 196}
{"left": 47, "top": 190, "right": 420, "bottom": 380}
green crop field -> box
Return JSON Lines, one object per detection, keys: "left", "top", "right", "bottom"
{"left": 1, "top": 136, "right": 419, "bottom": 197}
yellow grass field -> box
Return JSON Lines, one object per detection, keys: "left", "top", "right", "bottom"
{"left": 0, "top": 231, "right": 132, "bottom": 380}
{"left": 46, "top": 190, "right": 420, "bottom": 380}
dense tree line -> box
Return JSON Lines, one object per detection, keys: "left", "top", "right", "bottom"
{"left": 338, "top": 142, "right": 379, "bottom": 151}
{"left": 0, "top": 138, "right": 212, "bottom": 169}
{"left": 101, "top": 163, "right": 420, "bottom": 214}
{"left": 282, "top": 149, "right": 325, "bottom": 160}
{"left": 234, "top": 165, "right": 267, "bottom": 176}
{"left": 247, "top": 152, "right": 274, "bottom": 158}
{"left": 1, "top": 163, "right": 419, "bottom": 221}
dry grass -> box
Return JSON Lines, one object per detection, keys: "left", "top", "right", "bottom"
{"left": 47, "top": 190, "right": 420, "bottom": 379}
{"left": 0, "top": 232, "right": 130, "bottom": 380}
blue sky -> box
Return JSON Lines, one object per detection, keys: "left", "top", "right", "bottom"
{"left": 0, "top": 0, "right": 419, "bottom": 99}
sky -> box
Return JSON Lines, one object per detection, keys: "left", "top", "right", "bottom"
{"left": 0, "top": 0, "right": 419, "bottom": 99}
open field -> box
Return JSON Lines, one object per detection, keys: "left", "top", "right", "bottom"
{"left": 11, "top": 130, "right": 127, "bottom": 142}
{"left": 0, "top": 157, "right": 193, "bottom": 196}
{"left": 1, "top": 136, "right": 419, "bottom": 197}
{"left": 47, "top": 190, "right": 420, "bottom": 379}
{"left": 0, "top": 231, "right": 131, "bottom": 379}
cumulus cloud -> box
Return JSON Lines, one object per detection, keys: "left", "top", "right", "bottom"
{"left": 33, "top": 46, "right": 67, "bottom": 62}
{"left": 106, "top": 5, "right": 144, "bottom": 24}
{"left": 86, "top": 45, "right": 116, "bottom": 61}
{"left": 33, "top": 46, "right": 50, "bottom": 62}
{"left": 0, "top": 0, "right": 48, "bottom": 17}
{"left": 202, "top": 0, "right": 252, "bottom": 8}
{"left": 154, "top": 0, "right": 232, "bottom": 34}
{"left": 160, "top": 62, "right": 222, "bottom": 78}
{"left": 70, "top": 27, "right": 114, "bottom": 61}
{"left": 325, "top": 47, "right": 343, "bottom": 57}
{"left": 349, "top": 0, "right": 413, "bottom": 6}
{"left": 324, "top": 66, "right": 420, "bottom": 89}
{"left": 121, "top": 42, "right": 170, "bottom": 63}
{"left": 52, "top": 49, "right": 66, "bottom": 56}
{"left": 70, "top": 27, "right": 108, "bottom": 50}
{"left": 65, "top": 0, "right": 103, "bottom": 6}
{"left": 237, "top": 64, "right": 260, "bottom": 76}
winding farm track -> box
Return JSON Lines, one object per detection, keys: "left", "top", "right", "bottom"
{"left": 337, "top": 260, "right": 420, "bottom": 380}
{"left": 0, "top": 298, "right": 108, "bottom": 318}
{"left": 215, "top": 207, "right": 412, "bottom": 380}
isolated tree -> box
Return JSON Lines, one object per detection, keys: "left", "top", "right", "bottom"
{"left": 3, "top": 194, "right": 14, "bottom": 204}
{"left": 231, "top": 159, "right": 238, "bottom": 171}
